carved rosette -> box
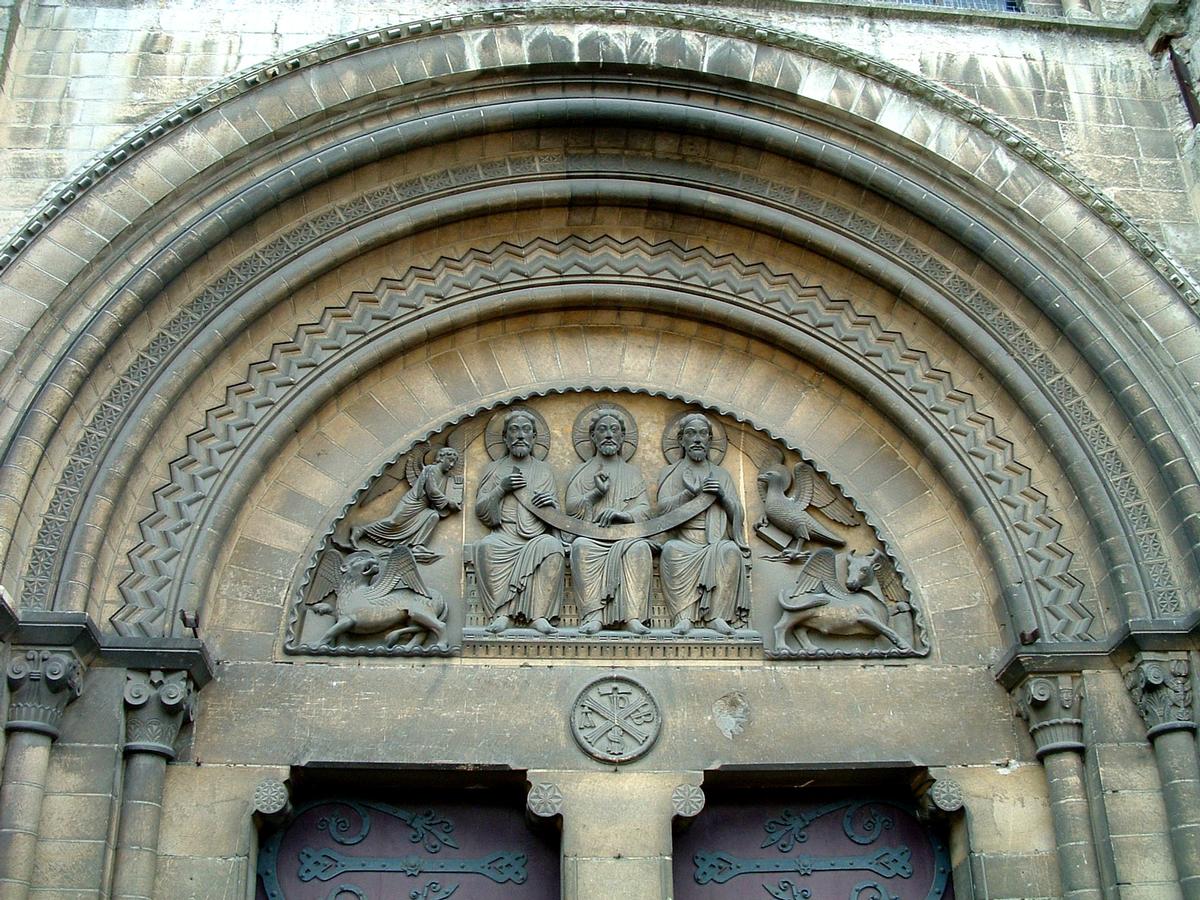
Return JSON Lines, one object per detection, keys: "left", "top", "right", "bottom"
{"left": 123, "top": 670, "right": 196, "bottom": 758}
{"left": 253, "top": 778, "right": 293, "bottom": 825}
{"left": 1013, "top": 675, "right": 1084, "bottom": 759}
{"left": 5, "top": 649, "right": 83, "bottom": 739}
{"left": 526, "top": 783, "right": 564, "bottom": 818}
{"left": 1124, "top": 654, "right": 1195, "bottom": 739}
{"left": 672, "top": 783, "right": 706, "bottom": 818}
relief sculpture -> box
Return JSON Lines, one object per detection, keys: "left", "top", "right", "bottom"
{"left": 287, "top": 392, "right": 926, "bottom": 660}
{"left": 657, "top": 414, "right": 750, "bottom": 636}
{"left": 770, "top": 548, "right": 912, "bottom": 658}
{"left": 472, "top": 408, "right": 566, "bottom": 636}
{"left": 305, "top": 547, "right": 448, "bottom": 650}
{"left": 565, "top": 405, "right": 654, "bottom": 635}
{"left": 352, "top": 446, "right": 462, "bottom": 562}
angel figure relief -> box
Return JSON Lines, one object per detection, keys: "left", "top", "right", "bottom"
{"left": 305, "top": 545, "right": 449, "bottom": 650}
{"left": 755, "top": 460, "right": 862, "bottom": 560}
{"left": 351, "top": 443, "right": 465, "bottom": 563}
{"left": 771, "top": 547, "right": 915, "bottom": 657}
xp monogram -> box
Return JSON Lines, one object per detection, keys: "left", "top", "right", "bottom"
{"left": 570, "top": 676, "right": 662, "bottom": 763}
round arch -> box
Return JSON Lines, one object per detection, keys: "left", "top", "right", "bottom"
{"left": 0, "top": 7, "right": 1194, "bottom": 660}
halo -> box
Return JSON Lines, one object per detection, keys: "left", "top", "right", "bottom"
{"left": 484, "top": 406, "right": 551, "bottom": 460}
{"left": 572, "top": 401, "right": 639, "bottom": 461}
{"left": 661, "top": 410, "right": 728, "bottom": 464}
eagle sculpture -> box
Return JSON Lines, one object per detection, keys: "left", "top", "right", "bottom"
{"left": 755, "top": 461, "right": 860, "bottom": 560}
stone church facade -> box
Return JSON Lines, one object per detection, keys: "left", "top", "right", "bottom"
{"left": 1, "top": 1, "right": 1199, "bottom": 897}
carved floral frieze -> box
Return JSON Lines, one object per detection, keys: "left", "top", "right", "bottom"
{"left": 284, "top": 393, "right": 929, "bottom": 660}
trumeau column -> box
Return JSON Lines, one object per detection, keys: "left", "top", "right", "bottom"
{"left": 0, "top": 649, "right": 84, "bottom": 900}
{"left": 1013, "top": 674, "right": 1103, "bottom": 900}
{"left": 111, "top": 670, "right": 197, "bottom": 900}
{"left": 528, "top": 769, "right": 701, "bottom": 900}
{"left": 1124, "top": 653, "right": 1200, "bottom": 899}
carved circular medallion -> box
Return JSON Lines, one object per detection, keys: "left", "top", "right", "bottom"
{"left": 527, "top": 782, "right": 564, "bottom": 818}
{"left": 572, "top": 401, "right": 638, "bottom": 461}
{"left": 929, "top": 778, "right": 964, "bottom": 813}
{"left": 661, "top": 410, "right": 728, "bottom": 464}
{"left": 570, "top": 676, "right": 661, "bottom": 764}
{"left": 672, "top": 783, "right": 706, "bottom": 818}
{"left": 253, "top": 779, "right": 290, "bottom": 816}
{"left": 484, "top": 406, "right": 551, "bottom": 460}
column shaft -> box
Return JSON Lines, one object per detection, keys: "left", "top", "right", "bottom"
{"left": 1152, "top": 729, "right": 1200, "bottom": 899}
{"left": 0, "top": 731, "right": 53, "bottom": 900}
{"left": 1042, "top": 750, "right": 1103, "bottom": 900}
{"left": 111, "top": 752, "right": 169, "bottom": 900}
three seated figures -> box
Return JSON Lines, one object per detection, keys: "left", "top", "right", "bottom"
{"left": 471, "top": 404, "right": 752, "bottom": 636}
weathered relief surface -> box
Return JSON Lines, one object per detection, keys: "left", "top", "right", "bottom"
{"left": 285, "top": 393, "right": 928, "bottom": 659}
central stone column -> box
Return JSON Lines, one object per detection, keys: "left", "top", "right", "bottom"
{"left": 527, "top": 770, "right": 702, "bottom": 900}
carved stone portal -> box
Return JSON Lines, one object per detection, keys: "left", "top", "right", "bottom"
{"left": 285, "top": 393, "right": 928, "bottom": 659}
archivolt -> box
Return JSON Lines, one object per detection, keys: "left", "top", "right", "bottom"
{"left": 113, "top": 236, "right": 1090, "bottom": 642}
{"left": 0, "top": 9, "right": 1196, "bottom": 649}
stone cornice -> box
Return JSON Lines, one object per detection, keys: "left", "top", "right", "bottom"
{"left": 994, "top": 612, "right": 1200, "bottom": 689}
{"left": 11, "top": 611, "right": 214, "bottom": 687}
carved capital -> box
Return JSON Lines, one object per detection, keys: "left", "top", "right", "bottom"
{"left": 1123, "top": 653, "right": 1195, "bottom": 739}
{"left": 123, "top": 670, "right": 196, "bottom": 758}
{"left": 1013, "top": 674, "right": 1084, "bottom": 759}
{"left": 5, "top": 648, "right": 84, "bottom": 739}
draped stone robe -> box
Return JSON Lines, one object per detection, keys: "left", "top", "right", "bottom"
{"left": 473, "top": 456, "right": 565, "bottom": 622}
{"left": 565, "top": 456, "right": 653, "bottom": 624}
{"left": 358, "top": 463, "right": 456, "bottom": 549}
{"left": 657, "top": 461, "right": 749, "bottom": 625}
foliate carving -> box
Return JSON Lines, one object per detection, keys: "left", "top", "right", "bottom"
{"left": 1124, "top": 654, "right": 1195, "bottom": 739}
{"left": 1013, "top": 675, "right": 1084, "bottom": 758}
{"left": 526, "top": 783, "right": 564, "bottom": 818}
{"left": 303, "top": 547, "right": 449, "bottom": 652}
{"left": 769, "top": 549, "right": 919, "bottom": 658}
{"left": 672, "top": 784, "right": 706, "bottom": 818}
{"left": 5, "top": 649, "right": 83, "bottom": 739}
{"left": 123, "top": 670, "right": 196, "bottom": 758}
{"left": 570, "top": 676, "right": 661, "bottom": 764}
{"left": 755, "top": 460, "right": 861, "bottom": 559}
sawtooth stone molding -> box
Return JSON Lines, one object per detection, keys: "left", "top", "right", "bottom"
{"left": 110, "top": 237, "right": 1093, "bottom": 643}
